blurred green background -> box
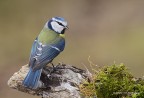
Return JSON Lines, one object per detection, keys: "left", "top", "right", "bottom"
{"left": 1, "top": 0, "right": 144, "bottom": 98}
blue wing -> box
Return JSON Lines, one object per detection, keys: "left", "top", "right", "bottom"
{"left": 29, "top": 37, "right": 65, "bottom": 71}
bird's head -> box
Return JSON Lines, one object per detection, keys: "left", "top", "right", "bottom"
{"left": 46, "top": 17, "right": 68, "bottom": 34}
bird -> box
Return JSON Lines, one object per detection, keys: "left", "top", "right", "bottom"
{"left": 22, "top": 17, "right": 68, "bottom": 89}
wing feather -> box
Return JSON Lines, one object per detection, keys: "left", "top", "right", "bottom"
{"left": 29, "top": 37, "right": 65, "bottom": 71}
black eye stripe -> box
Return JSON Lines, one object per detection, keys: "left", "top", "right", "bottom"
{"left": 56, "top": 21, "right": 64, "bottom": 27}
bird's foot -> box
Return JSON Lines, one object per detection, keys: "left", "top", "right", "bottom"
{"left": 50, "top": 62, "right": 64, "bottom": 71}
{"left": 58, "top": 62, "right": 65, "bottom": 66}
{"left": 49, "top": 62, "right": 54, "bottom": 67}
{"left": 49, "top": 62, "right": 57, "bottom": 72}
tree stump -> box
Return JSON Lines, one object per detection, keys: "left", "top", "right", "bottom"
{"left": 7, "top": 64, "right": 88, "bottom": 98}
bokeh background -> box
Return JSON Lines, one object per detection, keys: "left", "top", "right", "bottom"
{"left": 1, "top": 0, "right": 144, "bottom": 98}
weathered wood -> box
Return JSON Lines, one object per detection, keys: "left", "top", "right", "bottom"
{"left": 8, "top": 64, "right": 88, "bottom": 98}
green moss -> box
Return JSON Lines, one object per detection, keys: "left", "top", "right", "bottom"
{"left": 80, "top": 64, "right": 144, "bottom": 98}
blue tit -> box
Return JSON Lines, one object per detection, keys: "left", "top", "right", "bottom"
{"left": 22, "top": 17, "right": 68, "bottom": 89}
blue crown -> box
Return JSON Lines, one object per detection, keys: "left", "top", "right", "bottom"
{"left": 54, "top": 17, "right": 65, "bottom": 21}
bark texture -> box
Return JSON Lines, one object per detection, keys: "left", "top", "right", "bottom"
{"left": 8, "top": 64, "right": 88, "bottom": 98}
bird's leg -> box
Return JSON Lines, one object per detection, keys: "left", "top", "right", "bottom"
{"left": 50, "top": 62, "right": 55, "bottom": 68}
{"left": 49, "top": 59, "right": 56, "bottom": 68}
{"left": 50, "top": 62, "right": 58, "bottom": 72}
{"left": 42, "top": 61, "right": 55, "bottom": 78}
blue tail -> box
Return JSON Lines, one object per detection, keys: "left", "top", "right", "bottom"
{"left": 22, "top": 67, "right": 42, "bottom": 89}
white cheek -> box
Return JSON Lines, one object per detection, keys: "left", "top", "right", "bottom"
{"left": 51, "top": 22, "right": 63, "bottom": 33}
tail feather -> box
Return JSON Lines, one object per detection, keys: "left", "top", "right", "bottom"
{"left": 23, "top": 67, "right": 42, "bottom": 89}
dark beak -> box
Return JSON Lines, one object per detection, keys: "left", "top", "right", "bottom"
{"left": 65, "top": 26, "right": 69, "bottom": 29}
